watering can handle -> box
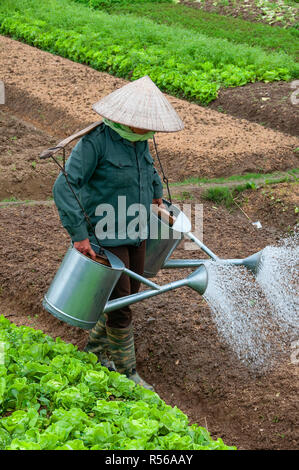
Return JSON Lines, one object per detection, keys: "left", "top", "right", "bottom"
{"left": 151, "top": 204, "right": 176, "bottom": 226}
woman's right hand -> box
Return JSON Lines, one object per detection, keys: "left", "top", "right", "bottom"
{"left": 74, "top": 238, "right": 96, "bottom": 260}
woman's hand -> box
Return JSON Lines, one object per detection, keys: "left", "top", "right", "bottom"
{"left": 152, "top": 198, "right": 165, "bottom": 208}
{"left": 74, "top": 238, "right": 96, "bottom": 260}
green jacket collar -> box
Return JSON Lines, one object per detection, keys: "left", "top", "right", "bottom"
{"left": 107, "top": 125, "right": 122, "bottom": 141}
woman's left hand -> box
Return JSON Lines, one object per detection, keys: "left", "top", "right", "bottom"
{"left": 152, "top": 198, "right": 165, "bottom": 208}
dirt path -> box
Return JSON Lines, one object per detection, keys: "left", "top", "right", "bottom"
{"left": 1, "top": 35, "right": 298, "bottom": 184}
{"left": 170, "top": 170, "right": 298, "bottom": 192}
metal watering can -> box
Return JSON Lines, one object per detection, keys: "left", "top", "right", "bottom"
{"left": 40, "top": 125, "right": 263, "bottom": 330}
{"left": 43, "top": 240, "right": 208, "bottom": 330}
{"left": 43, "top": 199, "right": 262, "bottom": 330}
{"left": 144, "top": 199, "right": 263, "bottom": 277}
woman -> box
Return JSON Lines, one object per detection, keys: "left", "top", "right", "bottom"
{"left": 53, "top": 76, "right": 184, "bottom": 390}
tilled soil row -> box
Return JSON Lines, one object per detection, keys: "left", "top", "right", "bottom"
{"left": 2, "top": 105, "right": 298, "bottom": 203}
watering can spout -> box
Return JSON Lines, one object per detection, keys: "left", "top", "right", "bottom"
{"left": 220, "top": 249, "right": 263, "bottom": 274}
{"left": 241, "top": 250, "right": 263, "bottom": 275}
{"left": 186, "top": 264, "right": 208, "bottom": 295}
{"left": 104, "top": 264, "right": 209, "bottom": 314}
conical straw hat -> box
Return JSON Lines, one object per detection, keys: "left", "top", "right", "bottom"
{"left": 92, "top": 76, "right": 184, "bottom": 132}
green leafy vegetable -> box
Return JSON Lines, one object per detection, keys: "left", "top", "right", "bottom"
{"left": 0, "top": 0, "right": 297, "bottom": 105}
{"left": 0, "top": 316, "right": 235, "bottom": 450}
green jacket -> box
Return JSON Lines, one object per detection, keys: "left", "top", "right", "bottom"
{"left": 53, "top": 122, "right": 163, "bottom": 247}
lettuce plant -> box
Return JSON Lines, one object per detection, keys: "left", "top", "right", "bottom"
{"left": 0, "top": 316, "right": 236, "bottom": 450}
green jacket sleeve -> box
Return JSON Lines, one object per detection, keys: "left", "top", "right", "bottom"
{"left": 153, "top": 167, "right": 163, "bottom": 199}
{"left": 52, "top": 128, "right": 104, "bottom": 242}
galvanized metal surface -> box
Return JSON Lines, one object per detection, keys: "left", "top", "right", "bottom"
{"left": 185, "top": 231, "right": 219, "bottom": 261}
{"left": 43, "top": 202, "right": 262, "bottom": 331}
{"left": 104, "top": 264, "right": 208, "bottom": 313}
{"left": 143, "top": 200, "right": 185, "bottom": 278}
{"left": 163, "top": 251, "right": 263, "bottom": 275}
{"left": 43, "top": 245, "right": 124, "bottom": 329}
{"left": 43, "top": 241, "right": 208, "bottom": 330}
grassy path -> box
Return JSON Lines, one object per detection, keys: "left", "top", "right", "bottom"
{"left": 1, "top": 169, "right": 297, "bottom": 207}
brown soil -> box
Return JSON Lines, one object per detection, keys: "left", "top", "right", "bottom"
{"left": 1, "top": 36, "right": 298, "bottom": 187}
{"left": 0, "top": 186, "right": 298, "bottom": 450}
{"left": 0, "top": 110, "right": 57, "bottom": 200}
{"left": 209, "top": 81, "right": 299, "bottom": 138}
{"left": 242, "top": 181, "right": 299, "bottom": 230}
{"left": 0, "top": 35, "right": 298, "bottom": 450}
{"left": 180, "top": 0, "right": 299, "bottom": 29}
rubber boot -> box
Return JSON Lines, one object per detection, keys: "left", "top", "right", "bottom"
{"left": 84, "top": 314, "right": 116, "bottom": 371}
{"left": 106, "top": 324, "right": 155, "bottom": 392}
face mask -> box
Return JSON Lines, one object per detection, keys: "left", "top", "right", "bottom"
{"left": 103, "top": 118, "right": 155, "bottom": 142}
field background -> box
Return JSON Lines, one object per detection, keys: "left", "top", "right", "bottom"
{"left": 0, "top": 0, "right": 298, "bottom": 450}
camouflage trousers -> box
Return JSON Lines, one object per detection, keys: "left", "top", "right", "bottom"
{"left": 84, "top": 311, "right": 115, "bottom": 370}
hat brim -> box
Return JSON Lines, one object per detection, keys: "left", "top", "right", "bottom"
{"left": 92, "top": 76, "right": 184, "bottom": 133}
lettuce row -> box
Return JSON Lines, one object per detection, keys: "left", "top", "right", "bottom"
{"left": 0, "top": 13, "right": 294, "bottom": 104}
{"left": 0, "top": 316, "right": 235, "bottom": 450}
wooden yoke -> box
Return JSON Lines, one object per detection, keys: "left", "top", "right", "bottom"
{"left": 40, "top": 121, "right": 103, "bottom": 159}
